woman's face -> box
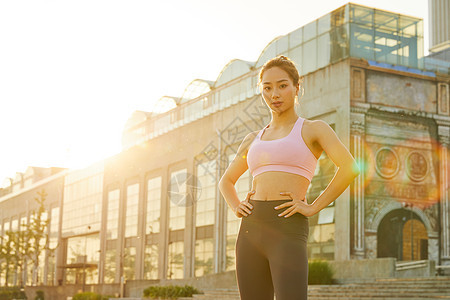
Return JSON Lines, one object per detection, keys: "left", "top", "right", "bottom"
{"left": 260, "top": 66, "right": 299, "bottom": 113}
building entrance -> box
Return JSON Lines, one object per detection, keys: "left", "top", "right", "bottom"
{"left": 377, "top": 208, "right": 428, "bottom": 261}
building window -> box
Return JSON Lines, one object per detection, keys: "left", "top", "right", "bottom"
{"left": 195, "top": 161, "right": 216, "bottom": 227}
{"left": 167, "top": 241, "right": 184, "bottom": 279}
{"left": 65, "top": 234, "right": 100, "bottom": 284}
{"left": 107, "top": 189, "right": 120, "bottom": 240}
{"left": 123, "top": 247, "right": 136, "bottom": 280}
{"left": 169, "top": 169, "right": 187, "bottom": 231}
{"left": 125, "top": 184, "right": 139, "bottom": 238}
{"left": 146, "top": 177, "right": 162, "bottom": 234}
{"left": 62, "top": 164, "right": 104, "bottom": 237}
{"left": 194, "top": 238, "right": 214, "bottom": 277}
{"left": 226, "top": 154, "right": 251, "bottom": 271}
{"left": 47, "top": 207, "right": 59, "bottom": 285}
{"left": 144, "top": 244, "right": 159, "bottom": 280}
{"left": 307, "top": 129, "right": 337, "bottom": 260}
{"left": 104, "top": 249, "right": 116, "bottom": 283}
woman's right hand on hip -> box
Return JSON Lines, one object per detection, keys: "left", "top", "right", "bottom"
{"left": 234, "top": 191, "right": 255, "bottom": 218}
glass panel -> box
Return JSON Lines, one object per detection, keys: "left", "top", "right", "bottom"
{"left": 125, "top": 184, "right": 139, "bottom": 237}
{"left": 374, "top": 27, "right": 400, "bottom": 65}
{"left": 289, "top": 27, "right": 302, "bottom": 48}
{"left": 47, "top": 250, "right": 57, "bottom": 285}
{"left": 11, "top": 219, "right": 18, "bottom": 231}
{"left": 144, "top": 244, "right": 159, "bottom": 279}
{"left": 196, "top": 161, "right": 216, "bottom": 227}
{"left": 167, "top": 241, "right": 184, "bottom": 279}
{"left": 350, "top": 23, "right": 375, "bottom": 60}
{"left": 330, "top": 24, "right": 349, "bottom": 63}
{"left": 169, "top": 169, "right": 187, "bottom": 231}
{"left": 147, "top": 177, "right": 162, "bottom": 234}
{"left": 104, "top": 249, "right": 116, "bottom": 283}
{"left": 332, "top": 5, "right": 348, "bottom": 27}
{"left": 194, "top": 238, "right": 214, "bottom": 276}
{"left": 318, "top": 207, "right": 335, "bottom": 224}
{"left": 317, "top": 34, "right": 331, "bottom": 69}
{"left": 318, "top": 13, "right": 331, "bottom": 35}
{"left": 66, "top": 234, "right": 100, "bottom": 284}
{"left": 399, "top": 15, "right": 417, "bottom": 36}
{"left": 303, "top": 39, "right": 317, "bottom": 74}
{"left": 123, "top": 247, "right": 136, "bottom": 280}
{"left": 107, "top": 190, "right": 120, "bottom": 240}
{"left": 276, "top": 35, "right": 289, "bottom": 54}
{"left": 62, "top": 164, "right": 104, "bottom": 237}
{"left": 303, "top": 21, "right": 317, "bottom": 42}
{"left": 256, "top": 41, "right": 277, "bottom": 68}
{"left": 288, "top": 46, "right": 303, "bottom": 75}
{"left": 374, "top": 10, "right": 398, "bottom": 32}
{"left": 350, "top": 4, "right": 373, "bottom": 27}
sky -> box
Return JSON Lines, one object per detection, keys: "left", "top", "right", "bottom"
{"left": 0, "top": 0, "right": 429, "bottom": 185}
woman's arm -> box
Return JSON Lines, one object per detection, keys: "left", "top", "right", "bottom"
{"left": 277, "top": 120, "right": 360, "bottom": 217}
{"left": 218, "top": 131, "right": 258, "bottom": 217}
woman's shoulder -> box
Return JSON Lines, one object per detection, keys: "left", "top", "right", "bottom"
{"left": 303, "top": 118, "right": 331, "bottom": 130}
{"left": 302, "top": 118, "right": 334, "bottom": 140}
{"left": 243, "top": 130, "right": 260, "bottom": 143}
{"left": 238, "top": 130, "right": 260, "bottom": 147}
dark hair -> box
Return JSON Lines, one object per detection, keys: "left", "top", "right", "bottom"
{"left": 258, "top": 55, "right": 301, "bottom": 86}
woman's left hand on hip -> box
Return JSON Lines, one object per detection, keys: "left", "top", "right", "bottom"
{"left": 275, "top": 191, "right": 317, "bottom": 217}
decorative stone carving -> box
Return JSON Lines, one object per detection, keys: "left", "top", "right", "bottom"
{"left": 438, "top": 83, "right": 449, "bottom": 115}
{"left": 351, "top": 67, "right": 365, "bottom": 102}
{"left": 406, "top": 151, "right": 428, "bottom": 182}
{"left": 424, "top": 203, "right": 439, "bottom": 232}
{"left": 375, "top": 147, "right": 399, "bottom": 179}
{"left": 365, "top": 198, "right": 388, "bottom": 229}
{"left": 351, "top": 121, "right": 365, "bottom": 136}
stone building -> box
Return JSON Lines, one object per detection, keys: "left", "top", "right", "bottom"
{"left": 0, "top": 2, "right": 449, "bottom": 294}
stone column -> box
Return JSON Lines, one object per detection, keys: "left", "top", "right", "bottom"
{"left": 438, "top": 124, "right": 450, "bottom": 259}
{"left": 351, "top": 105, "right": 367, "bottom": 258}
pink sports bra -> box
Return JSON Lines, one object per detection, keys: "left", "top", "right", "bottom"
{"left": 246, "top": 117, "right": 318, "bottom": 182}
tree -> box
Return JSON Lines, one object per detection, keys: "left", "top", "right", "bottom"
{"left": 27, "top": 189, "right": 52, "bottom": 285}
{"left": 0, "top": 189, "right": 54, "bottom": 287}
{"left": 0, "top": 231, "right": 17, "bottom": 286}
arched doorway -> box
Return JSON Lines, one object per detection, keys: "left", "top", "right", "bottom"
{"left": 377, "top": 208, "right": 428, "bottom": 261}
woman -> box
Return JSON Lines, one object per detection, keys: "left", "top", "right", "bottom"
{"left": 218, "top": 55, "right": 360, "bottom": 300}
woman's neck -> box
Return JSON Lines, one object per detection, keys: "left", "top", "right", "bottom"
{"left": 268, "top": 111, "right": 299, "bottom": 129}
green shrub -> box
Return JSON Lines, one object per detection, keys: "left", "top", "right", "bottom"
{"left": 72, "top": 292, "right": 109, "bottom": 300}
{"left": 308, "top": 260, "right": 335, "bottom": 285}
{"left": 34, "top": 290, "right": 45, "bottom": 300}
{"left": 143, "top": 284, "right": 203, "bottom": 299}
{"left": 0, "top": 287, "right": 27, "bottom": 300}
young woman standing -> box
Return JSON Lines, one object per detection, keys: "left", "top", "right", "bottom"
{"left": 218, "top": 55, "right": 360, "bottom": 300}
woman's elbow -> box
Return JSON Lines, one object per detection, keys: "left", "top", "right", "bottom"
{"left": 218, "top": 177, "right": 228, "bottom": 190}
{"left": 339, "top": 160, "right": 360, "bottom": 178}
{"left": 219, "top": 176, "right": 234, "bottom": 190}
{"left": 350, "top": 160, "right": 361, "bottom": 177}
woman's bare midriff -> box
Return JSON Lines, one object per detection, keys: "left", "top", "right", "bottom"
{"left": 249, "top": 171, "right": 310, "bottom": 201}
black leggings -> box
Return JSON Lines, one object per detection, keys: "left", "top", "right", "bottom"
{"left": 235, "top": 199, "right": 309, "bottom": 300}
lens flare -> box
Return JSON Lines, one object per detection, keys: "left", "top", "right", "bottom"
{"left": 361, "top": 135, "right": 446, "bottom": 210}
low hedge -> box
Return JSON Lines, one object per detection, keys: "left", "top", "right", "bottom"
{"left": 308, "top": 260, "right": 335, "bottom": 285}
{"left": 72, "top": 292, "right": 110, "bottom": 300}
{"left": 143, "top": 284, "right": 203, "bottom": 299}
{"left": 0, "top": 287, "right": 27, "bottom": 300}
